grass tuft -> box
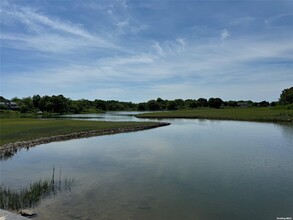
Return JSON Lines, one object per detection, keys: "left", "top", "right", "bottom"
{"left": 0, "top": 167, "right": 73, "bottom": 211}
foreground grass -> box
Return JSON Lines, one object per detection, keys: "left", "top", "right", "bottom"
{"left": 137, "top": 107, "right": 293, "bottom": 122}
{"left": 0, "top": 118, "right": 161, "bottom": 146}
{"left": 0, "top": 167, "right": 73, "bottom": 211}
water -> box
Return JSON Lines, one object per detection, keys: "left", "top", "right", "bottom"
{"left": 57, "top": 111, "right": 155, "bottom": 122}
{"left": 1, "top": 113, "right": 292, "bottom": 220}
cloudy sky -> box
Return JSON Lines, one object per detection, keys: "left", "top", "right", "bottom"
{"left": 1, "top": 0, "right": 292, "bottom": 102}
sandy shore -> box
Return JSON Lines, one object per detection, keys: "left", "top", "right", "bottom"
{"left": 0, "top": 122, "right": 170, "bottom": 158}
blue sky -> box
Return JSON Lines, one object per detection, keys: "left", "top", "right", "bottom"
{"left": 0, "top": 0, "right": 292, "bottom": 102}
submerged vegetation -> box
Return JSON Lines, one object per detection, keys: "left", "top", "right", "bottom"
{"left": 0, "top": 166, "right": 73, "bottom": 211}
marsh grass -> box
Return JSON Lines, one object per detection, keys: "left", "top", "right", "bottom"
{"left": 137, "top": 108, "right": 293, "bottom": 122}
{"left": 0, "top": 166, "right": 73, "bottom": 211}
{"left": 0, "top": 118, "right": 158, "bottom": 146}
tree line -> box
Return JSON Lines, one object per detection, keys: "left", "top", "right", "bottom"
{"left": 0, "top": 87, "right": 292, "bottom": 114}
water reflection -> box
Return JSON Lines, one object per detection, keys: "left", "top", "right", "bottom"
{"left": 276, "top": 123, "right": 293, "bottom": 144}
{"left": 59, "top": 111, "right": 155, "bottom": 122}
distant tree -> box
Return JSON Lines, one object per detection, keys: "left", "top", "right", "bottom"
{"left": 174, "top": 99, "right": 184, "bottom": 109}
{"left": 22, "top": 97, "right": 34, "bottom": 110}
{"left": 20, "top": 104, "right": 29, "bottom": 113}
{"left": 208, "top": 98, "right": 223, "bottom": 109}
{"left": 0, "top": 96, "right": 6, "bottom": 102}
{"left": 197, "top": 98, "right": 208, "bottom": 107}
{"left": 94, "top": 99, "right": 107, "bottom": 111}
{"left": 147, "top": 100, "right": 160, "bottom": 110}
{"left": 185, "top": 99, "right": 198, "bottom": 108}
{"left": 11, "top": 97, "right": 22, "bottom": 106}
{"left": 107, "top": 102, "right": 125, "bottom": 111}
{"left": 0, "top": 103, "right": 9, "bottom": 110}
{"left": 49, "top": 95, "right": 69, "bottom": 113}
{"left": 45, "top": 101, "right": 54, "bottom": 112}
{"left": 0, "top": 96, "right": 8, "bottom": 110}
{"left": 279, "top": 87, "right": 293, "bottom": 105}
{"left": 156, "top": 97, "right": 164, "bottom": 103}
{"left": 70, "top": 101, "right": 83, "bottom": 114}
{"left": 32, "top": 95, "right": 41, "bottom": 109}
{"left": 258, "top": 101, "right": 270, "bottom": 107}
{"left": 79, "top": 99, "right": 92, "bottom": 109}
{"left": 137, "top": 102, "right": 147, "bottom": 111}
{"left": 225, "top": 101, "right": 237, "bottom": 107}
{"left": 122, "top": 101, "right": 136, "bottom": 110}
{"left": 156, "top": 98, "right": 166, "bottom": 110}
{"left": 39, "top": 96, "right": 51, "bottom": 111}
{"left": 167, "top": 101, "right": 177, "bottom": 110}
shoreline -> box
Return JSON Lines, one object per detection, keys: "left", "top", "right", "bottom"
{"left": 0, "top": 122, "right": 170, "bottom": 158}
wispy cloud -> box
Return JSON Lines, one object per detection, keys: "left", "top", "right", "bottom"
{"left": 265, "top": 13, "right": 293, "bottom": 27}
{"left": 221, "top": 29, "right": 230, "bottom": 41}
{"left": 0, "top": 2, "right": 118, "bottom": 53}
{"left": 229, "top": 17, "right": 255, "bottom": 26}
{"left": 3, "top": 36, "right": 292, "bottom": 88}
{"left": 152, "top": 42, "right": 165, "bottom": 56}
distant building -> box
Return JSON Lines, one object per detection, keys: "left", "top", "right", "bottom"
{"left": 237, "top": 102, "right": 249, "bottom": 108}
{"left": 0, "top": 101, "right": 20, "bottom": 110}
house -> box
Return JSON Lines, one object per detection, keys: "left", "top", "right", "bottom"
{"left": 237, "top": 101, "right": 253, "bottom": 108}
{"left": 0, "top": 101, "right": 20, "bottom": 110}
{"left": 9, "top": 102, "right": 20, "bottom": 110}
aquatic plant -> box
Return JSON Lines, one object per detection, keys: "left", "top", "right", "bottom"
{"left": 0, "top": 166, "right": 73, "bottom": 211}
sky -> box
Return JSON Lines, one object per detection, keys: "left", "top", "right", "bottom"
{"left": 0, "top": 0, "right": 292, "bottom": 102}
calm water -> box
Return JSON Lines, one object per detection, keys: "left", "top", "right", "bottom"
{"left": 1, "top": 113, "right": 292, "bottom": 220}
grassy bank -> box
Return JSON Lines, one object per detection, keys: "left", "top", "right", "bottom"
{"left": 0, "top": 118, "right": 166, "bottom": 147}
{"left": 137, "top": 108, "right": 293, "bottom": 122}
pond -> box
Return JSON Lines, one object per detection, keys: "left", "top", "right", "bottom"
{"left": 1, "top": 113, "right": 292, "bottom": 219}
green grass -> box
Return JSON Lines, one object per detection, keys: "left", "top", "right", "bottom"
{"left": 0, "top": 167, "right": 73, "bottom": 211}
{"left": 137, "top": 107, "right": 293, "bottom": 122}
{"left": 0, "top": 118, "right": 159, "bottom": 146}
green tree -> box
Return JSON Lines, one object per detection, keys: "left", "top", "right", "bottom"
{"left": 174, "top": 99, "right": 184, "bottom": 109}
{"left": 147, "top": 100, "right": 160, "bottom": 110}
{"left": 187, "top": 100, "right": 199, "bottom": 108}
{"left": 50, "top": 95, "right": 69, "bottom": 113}
{"left": 20, "top": 104, "right": 29, "bottom": 113}
{"left": 0, "top": 96, "right": 6, "bottom": 102}
{"left": 258, "top": 101, "right": 270, "bottom": 107}
{"left": 156, "top": 97, "right": 166, "bottom": 110}
{"left": 137, "top": 102, "right": 147, "bottom": 111}
{"left": 197, "top": 98, "right": 208, "bottom": 107}
{"left": 279, "top": 87, "right": 293, "bottom": 105}
{"left": 22, "top": 97, "right": 34, "bottom": 110}
{"left": 94, "top": 99, "right": 107, "bottom": 111}
{"left": 40, "top": 96, "right": 49, "bottom": 111}
{"left": 225, "top": 101, "right": 237, "bottom": 107}
{"left": 167, "top": 101, "right": 177, "bottom": 110}
{"left": 0, "top": 104, "right": 9, "bottom": 110}
{"left": 208, "top": 98, "right": 223, "bottom": 109}
{"left": 32, "top": 95, "right": 41, "bottom": 109}
{"left": 11, "top": 97, "right": 22, "bottom": 106}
